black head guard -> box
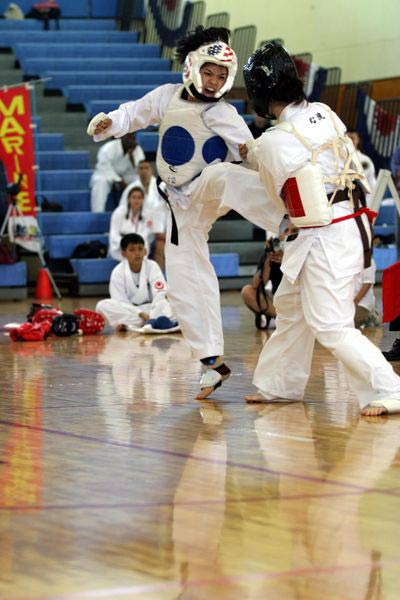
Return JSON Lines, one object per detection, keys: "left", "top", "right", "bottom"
{"left": 243, "top": 42, "right": 300, "bottom": 118}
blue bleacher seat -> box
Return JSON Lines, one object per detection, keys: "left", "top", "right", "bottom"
{"left": 135, "top": 132, "right": 159, "bottom": 153}
{"left": 374, "top": 204, "right": 396, "bottom": 237}
{"left": 45, "top": 71, "right": 182, "bottom": 91}
{"left": 32, "top": 116, "right": 41, "bottom": 131}
{"left": 374, "top": 225, "right": 396, "bottom": 237}
{"left": 38, "top": 191, "right": 91, "bottom": 212}
{"left": 0, "top": 0, "right": 128, "bottom": 18}
{"left": 46, "top": 234, "right": 108, "bottom": 259}
{"left": 1, "top": 31, "right": 138, "bottom": 49}
{"left": 70, "top": 258, "right": 118, "bottom": 283}
{"left": 15, "top": 43, "right": 160, "bottom": 64}
{"left": 0, "top": 262, "right": 27, "bottom": 287}
{"left": 41, "top": 212, "right": 110, "bottom": 235}
{"left": 38, "top": 151, "right": 90, "bottom": 170}
{"left": 67, "top": 85, "right": 157, "bottom": 105}
{"left": 373, "top": 247, "right": 398, "bottom": 271}
{"left": 36, "top": 133, "right": 64, "bottom": 151}
{"left": 91, "top": 0, "right": 118, "bottom": 18}
{"left": 210, "top": 254, "right": 239, "bottom": 277}
{"left": 375, "top": 205, "right": 396, "bottom": 225}
{"left": 229, "top": 100, "right": 245, "bottom": 113}
{"left": 0, "top": 18, "right": 115, "bottom": 30}
{"left": 39, "top": 170, "right": 92, "bottom": 191}
{"left": 23, "top": 58, "right": 171, "bottom": 77}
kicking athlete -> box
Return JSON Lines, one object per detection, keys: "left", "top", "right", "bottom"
{"left": 87, "top": 26, "right": 284, "bottom": 399}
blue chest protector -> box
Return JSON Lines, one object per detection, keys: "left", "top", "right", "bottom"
{"left": 156, "top": 86, "right": 228, "bottom": 187}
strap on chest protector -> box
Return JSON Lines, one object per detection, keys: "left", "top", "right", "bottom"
{"left": 156, "top": 176, "right": 179, "bottom": 245}
{"left": 280, "top": 109, "right": 373, "bottom": 267}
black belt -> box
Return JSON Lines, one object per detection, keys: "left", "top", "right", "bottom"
{"left": 156, "top": 176, "right": 179, "bottom": 246}
{"left": 329, "top": 185, "right": 372, "bottom": 268}
{"left": 327, "top": 188, "right": 351, "bottom": 203}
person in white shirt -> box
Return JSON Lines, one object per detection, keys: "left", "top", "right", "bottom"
{"left": 118, "top": 159, "right": 168, "bottom": 269}
{"left": 90, "top": 133, "right": 145, "bottom": 212}
{"left": 87, "top": 26, "right": 283, "bottom": 399}
{"left": 346, "top": 129, "right": 377, "bottom": 201}
{"left": 108, "top": 186, "right": 158, "bottom": 261}
{"left": 96, "top": 233, "right": 177, "bottom": 332}
{"left": 241, "top": 42, "right": 400, "bottom": 417}
{"left": 354, "top": 259, "right": 381, "bottom": 328}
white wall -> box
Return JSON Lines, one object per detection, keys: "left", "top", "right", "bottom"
{"left": 203, "top": 0, "right": 400, "bottom": 82}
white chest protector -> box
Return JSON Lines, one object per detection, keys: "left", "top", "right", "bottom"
{"left": 156, "top": 86, "right": 228, "bottom": 187}
{"left": 279, "top": 104, "right": 370, "bottom": 227}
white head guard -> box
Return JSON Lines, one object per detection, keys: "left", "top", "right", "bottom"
{"left": 182, "top": 42, "right": 238, "bottom": 99}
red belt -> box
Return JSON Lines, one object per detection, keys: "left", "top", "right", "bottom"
{"left": 331, "top": 206, "right": 377, "bottom": 225}
{"left": 300, "top": 207, "right": 377, "bottom": 268}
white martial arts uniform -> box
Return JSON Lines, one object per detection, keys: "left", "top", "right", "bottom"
{"left": 355, "top": 260, "right": 377, "bottom": 313}
{"left": 357, "top": 150, "right": 376, "bottom": 205}
{"left": 96, "top": 257, "right": 174, "bottom": 329}
{"left": 90, "top": 139, "right": 145, "bottom": 212}
{"left": 118, "top": 175, "right": 169, "bottom": 233}
{"left": 93, "top": 83, "right": 284, "bottom": 359}
{"left": 108, "top": 205, "right": 157, "bottom": 261}
{"left": 250, "top": 100, "right": 400, "bottom": 409}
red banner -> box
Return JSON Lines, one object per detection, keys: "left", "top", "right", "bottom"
{"left": 382, "top": 260, "right": 400, "bottom": 323}
{"left": 0, "top": 84, "right": 40, "bottom": 252}
{"left": 0, "top": 85, "right": 36, "bottom": 216}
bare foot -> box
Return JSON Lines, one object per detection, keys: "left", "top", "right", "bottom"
{"left": 245, "top": 393, "right": 267, "bottom": 403}
{"left": 361, "top": 404, "right": 388, "bottom": 417}
{"left": 196, "top": 385, "right": 217, "bottom": 400}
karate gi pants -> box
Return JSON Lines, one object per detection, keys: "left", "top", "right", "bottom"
{"left": 253, "top": 238, "right": 400, "bottom": 409}
{"left": 96, "top": 298, "right": 173, "bottom": 329}
{"left": 164, "top": 162, "right": 284, "bottom": 360}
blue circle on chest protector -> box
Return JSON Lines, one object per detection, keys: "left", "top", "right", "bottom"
{"left": 161, "top": 126, "right": 195, "bottom": 166}
{"left": 202, "top": 136, "right": 228, "bottom": 163}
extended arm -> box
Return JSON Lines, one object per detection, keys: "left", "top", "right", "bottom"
{"left": 87, "top": 84, "right": 177, "bottom": 142}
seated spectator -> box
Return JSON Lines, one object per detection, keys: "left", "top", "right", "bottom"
{"left": 108, "top": 186, "right": 159, "bottom": 261}
{"left": 25, "top": 0, "right": 60, "bottom": 29}
{"left": 241, "top": 235, "right": 284, "bottom": 330}
{"left": 346, "top": 129, "right": 377, "bottom": 197}
{"left": 383, "top": 332, "right": 400, "bottom": 362}
{"left": 96, "top": 233, "right": 177, "bottom": 333}
{"left": 4, "top": 3, "right": 24, "bottom": 19}
{"left": 354, "top": 258, "right": 381, "bottom": 328}
{"left": 390, "top": 145, "right": 400, "bottom": 189}
{"left": 90, "top": 133, "right": 145, "bottom": 212}
{"left": 118, "top": 159, "right": 168, "bottom": 270}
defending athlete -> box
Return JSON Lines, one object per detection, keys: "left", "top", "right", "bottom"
{"left": 241, "top": 42, "right": 400, "bottom": 416}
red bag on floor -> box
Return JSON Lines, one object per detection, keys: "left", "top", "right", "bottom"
{"left": 31, "top": 308, "right": 62, "bottom": 325}
{"left": 9, "top": 320, "right": 52, "bottom": 342}
{"left": 74, "top": 309, "right": 105, "bottom": 335}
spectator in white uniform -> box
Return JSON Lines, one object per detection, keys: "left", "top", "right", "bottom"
{"left": 108, "top": 186, "right": 159, "bottom": 261}
{"left": 241, "top": 42, "right": 400, "bottom": 417}
{"left": 87, "top": 26, "right": 284, "bottom": 399}
{"left": 118, "top": 159, "right": 168, "bottom": 270}
{"left": 346, "top": 129, "right": 376, "bottom": 201}
{"left": 354, "top": 259, "right": 381, "bottom": 328}
{"left": 90, "top": 133, "right": 145, "bottom": 212}
{"left": 96, "top": 233, "right": 177, "bottom": 333}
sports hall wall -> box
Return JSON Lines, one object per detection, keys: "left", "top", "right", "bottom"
{"left": 204, "top": 0, "right": 400, "bottom": 83}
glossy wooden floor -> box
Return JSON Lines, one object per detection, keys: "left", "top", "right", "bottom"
{"left": 1, "top": 293, "right": 400, "bottom": 600}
